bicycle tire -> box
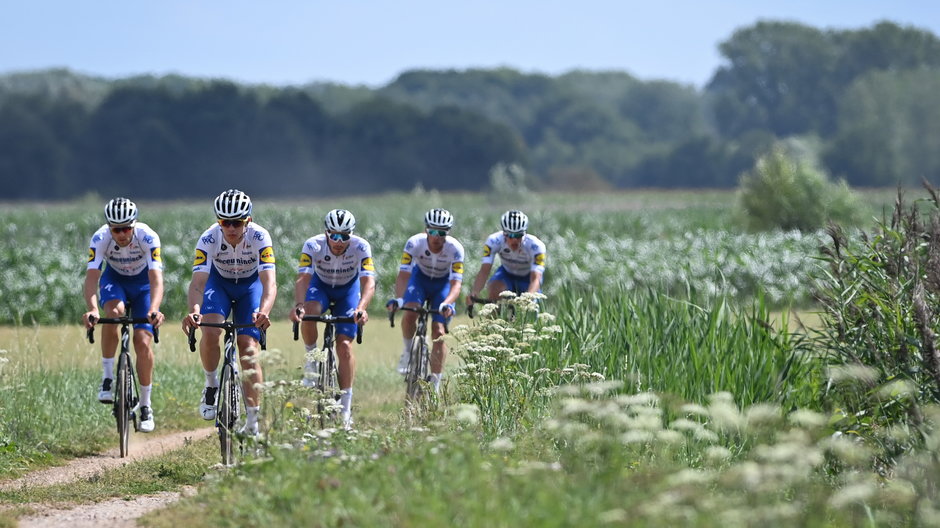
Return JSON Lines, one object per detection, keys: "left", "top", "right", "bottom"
{"left": 405, "top": 335, "right": 428, "bottom": 400}
{"left": 316, "top": 346, "right": 340, "bottom": 428}
{"left": 115, "top": 351, "right": 132, "bottom": 457}
{"left": 217, "top": 362, "right": 240, "bottom": 465}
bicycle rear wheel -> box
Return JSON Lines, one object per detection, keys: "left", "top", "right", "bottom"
{"left": 217, "top": 362, "right": 241, "bottom": 465}
{"left": 405, "top": 336, "right": 428, "bottom": 400}
{"left": 114, "top": 351, "right": 132, "bottom": 457}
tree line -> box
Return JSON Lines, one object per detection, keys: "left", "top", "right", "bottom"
{"left": 2, "top": 20, "right": 939, "bottom": 200}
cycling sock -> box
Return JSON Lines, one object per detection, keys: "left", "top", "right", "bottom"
{"left": 102, "top": 357, "right": 115, "bottom": 379}
{"left": 340, "top": 388, "right": 353, "bottom": 415}
{"left": 140, "top": 384, "right": 152, "bottom": 407}
{"left": 428, "top": 373, "right": 442, "bottom": 392}
{"left": 402, "top": 338, "right": 413, "bottom": 356}
{"left": 305, "top": 343, "right": 317, "bottom": 353}
{"left": 204, "top": 369, "right": 219, "bottom": 387}
{"left": 246, "top": 406, "right": 260, "bottom": 427}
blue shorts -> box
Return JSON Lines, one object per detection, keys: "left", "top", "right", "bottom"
{"left": 201, "top": 270, "right": 263, "bottom": 341}
{"left": 403, "top": 269, "right": 453, "bottom": 324}
{"left": 305, "top": 275, "right": 361, "bottom": 338}
{"left": 490, "top": 266, "right": 540, "bottom": 295}
{"left": 100, "top": 267, "right": 153, "bottom": 333}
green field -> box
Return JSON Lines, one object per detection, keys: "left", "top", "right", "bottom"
{"left": 2, "top": 189, "right": 938, "bottom": 527}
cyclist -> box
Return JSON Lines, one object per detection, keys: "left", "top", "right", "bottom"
{"left": 288, "top": 209, "right": 375, "bottom": 428}
{"left": 386, "top": 208, "right": 464, "bottom": 392}
{"left": 82, "top": 197, "right": 165, "bottom": 433}
{"left": 181, "top": 189, "right": 276, "bottom": 436}
{"left": 466, "top": 210, "right": 546, "bottom": 303}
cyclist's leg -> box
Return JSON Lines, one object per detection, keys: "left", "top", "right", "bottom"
{"left": 197, "top": 272, "right": 230, "bottom": 419}
{"left": 428, "top": 279, "right": 451, "bottom": 390}
{"left": 332, "top": 283, "right": 360, "bottom": 390}
{"left": 127, "top": 275, "right": 154, "bottom": 387}
{"left": 487, "top": 266, "right": 515, "bottom": 299}
{"left": 397, "top": 272, "right": 428, "bottom": 373}
{"left": 302, "top": 275, "right": 329, "bottom": 348}
{"left": 233, "top": 279, "right": 264, "bottom": 418}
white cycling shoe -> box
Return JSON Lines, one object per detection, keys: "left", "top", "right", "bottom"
{"left": 200, "top": 386, "right": 218, "bottom": 420}
{"left": 139, "top": 406, "right": 155, "bottom": 433}
{"left": 396, "top": 352, "right": 410, "bottom": 376}
{"left": 98, "top": 378, "right": 114, "bottom": 404}
{"left": 301, "top": 361, "right": 321, "bottom": 388}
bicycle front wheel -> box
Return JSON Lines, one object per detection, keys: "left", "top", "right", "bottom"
{"left": 217, "top": 362, "right": 241, "bottom": 465}
{"left": 405, "top": 336, "right": 429, "bottom": 400}
{"left": 114, "top": 351, "right": 132, "bottom": 457}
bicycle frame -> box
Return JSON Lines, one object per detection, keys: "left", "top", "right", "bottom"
{"left": 87, "top": 315, "right": 158, "bottom": 458}
{"left": 188, "top": 318, "right": 266, "bottom": 466}
{"left": 389, "top": 303, "right": 447, "bottom": 400}
{"left": 292, "top": 309, "right": 362, "bottom": 427}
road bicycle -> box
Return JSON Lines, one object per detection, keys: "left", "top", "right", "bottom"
{"left": 292, "top": 308, "right": 362, "bottom": 428}
{"left": 389, "top": 302, "right": 447, "bottom": 400}
{"left": 188, "top": 317, "right": 266, "bottom": 466}
{"left": 87, "top": 315, "right": 158, "bottom": 458}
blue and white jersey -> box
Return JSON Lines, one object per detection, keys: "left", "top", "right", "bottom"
{"left": 192, "top": 222, "right": 275, "bottom": 280}
{"left": 87, "top": 222, "right": 163, "bottom": 276}
{"left": 481, "top": 231, "right": 546, "bottom": 276}
{"left": 399, "top": 233, "right": 464, "bottom": 281}
{"left": 297, "top": 234, "right": 376, "bottom": 287}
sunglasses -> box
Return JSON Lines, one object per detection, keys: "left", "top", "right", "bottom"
{"left": 218, "top": 219, "right": 248, "bottom": 228}
{"left": 328, "top": 232, "right": 351, "bottom": 242}
{"left": 427, "top": 229, "right": 449, "bottom": 237}
{"left": 504, "top": 232, "right": 525, "bottom": 239}
{"left": 110, "top": 226, "right": 133, "bottom": 234}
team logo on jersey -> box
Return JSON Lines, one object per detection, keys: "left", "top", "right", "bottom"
{"left": 452, "top": 262, "right": 464, "bottom": 274}
{"left": 151, "top": 247, "right": 162, "bottom": 262}
{"left": 260, "top": 246, "right": 275, "bottom": 264}
{"left": 361, "top": 257, "right": 375, "bottom": 272}
{"left": 194, "top": 249, "right": 207, "bottom": 266}
{"left": 87, "top": 248, "right": 96, "bottom": 262}
{"left": 299, "top": 253, "right": 312, "bottom": 267}
{"left": 534, "top": 253, "right": 545, "bottom": 266}
{"left": 202, "top": 234, "right": 215, "bottom": 245}
{"left": 144, "top": 235, "right": 154, "bottom": 244}
{"left": 400, "top": 253, "right": 412, "bottom": 265}
{"left": 483, "top": 245, "right": 492, "bottom": 257}
{"left": 253, "top": 231, "right": 265, "bottom": 241}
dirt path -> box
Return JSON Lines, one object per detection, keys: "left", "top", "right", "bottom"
{"left": 1, "top": 428, "right": 214, "bottom": 527}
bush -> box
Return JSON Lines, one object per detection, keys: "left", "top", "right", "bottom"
{"left": 736, "top": 144, "right": 861, "bottom": 231}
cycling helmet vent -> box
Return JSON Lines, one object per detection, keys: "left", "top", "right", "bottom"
{"left": 324, "top": 209, "right": 356, "bottom": 233}
{"left": 500, "top": 210, "right": 528, "bottom": 234}
{"left": 424, "top": 208, "right": 454, "bottom": 229}
{"left": 104, "top": 197, "right": 138, "bottom": 226}
{"left": 214, "top": 189, "right": 253, "bottom": 219}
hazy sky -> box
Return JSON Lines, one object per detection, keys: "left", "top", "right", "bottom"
{"left": 2, "top": 1, "right": 937, "bottom": 88}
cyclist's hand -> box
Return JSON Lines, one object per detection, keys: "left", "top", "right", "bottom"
{"left": 253, "top": 311, "right": 271, "bottom": 330}
{"left": 386, "top": 297, "right": 403, "bottom": 312}
{"left": 289, "top": 305, "right": 304, "bottom": 323}
{"left": 355, "top": 310, "right": 369, "bottom": 325}
{"left": 149, "top": 311, "right": 165, "bottom": 328}
{"left": 439, "top": 303, "right": 456, "bottom": 318}
{"left": 83, "top": 310, "right": 99, "bottom": 329}
{"left": 181, "top": 312, "right": 200, "bottom": 334}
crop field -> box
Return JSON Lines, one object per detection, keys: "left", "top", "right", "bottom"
{"left": 2, "top": 189, "right": 938, "bottom": 526}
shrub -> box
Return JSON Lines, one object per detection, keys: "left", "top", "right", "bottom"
{"left": 736, "top": 144, "right": 861, "bottom": 231}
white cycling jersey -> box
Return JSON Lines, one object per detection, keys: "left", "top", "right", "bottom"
{"left": 192, "top": 222, "right": 275, "bottom": 280}
{"left": 87, "top": 222, "right": 163, "bottom": 276}
{"left": 399, "top": 233, "right": 465, "bottom": 280}
{"left": 297, "top": 234, "right": 376, "bottom": 287}
{"left": 481, "top": 231, "right": 547, "bottom": 276}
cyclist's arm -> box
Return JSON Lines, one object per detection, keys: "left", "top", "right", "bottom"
{"left": 444, "top": 279, "right": 462, "bottom": 306}
{"left": 257, "top": 269, "right": 277, "bottom": 317}
{"left": 468, "top": 263, "right": 493, "bottom": 301}
{"left": 147, "top": 269, "right": 166, "bottom": 327}
{"left": 527, "top": 270, "right": 543, "bottom": 293}
{"left": 83, "top": 269, "right": 101, "bottom": 328}
{"left": 358, "top": 274, "right": 376, "bottom": 312}
{"left": 186, "top": 271, "right": 209, "bottom": 315}
{"left": 393, "top": 269, "right": 411, "bottom": 299}
{"left": 291, "top": 272, "right": 313, "bottom": 321}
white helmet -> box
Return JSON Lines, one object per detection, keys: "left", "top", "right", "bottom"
{"left": 104, "top": 197, "right": 138, "bottom": 226}
{"left": 214, "top": 189, "right": 252, "bottom": 219}
{"left": 500, "top": 210, "right": 528, "bottom": 234}
{"left": 424, "top": 208, "right": 454, "bottom": 230}
{"left": 324, "top": 209, "right": 356, "bottom": 233}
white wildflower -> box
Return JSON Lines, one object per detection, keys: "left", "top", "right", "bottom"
{"left": 489, "top": 437, "right": 514, "bottom": 451}
{"left": 827, "top": 364, "right": 879, "bottom": 384}
{"left": 788, "top": 409, "right": 826, "bottom": 428}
